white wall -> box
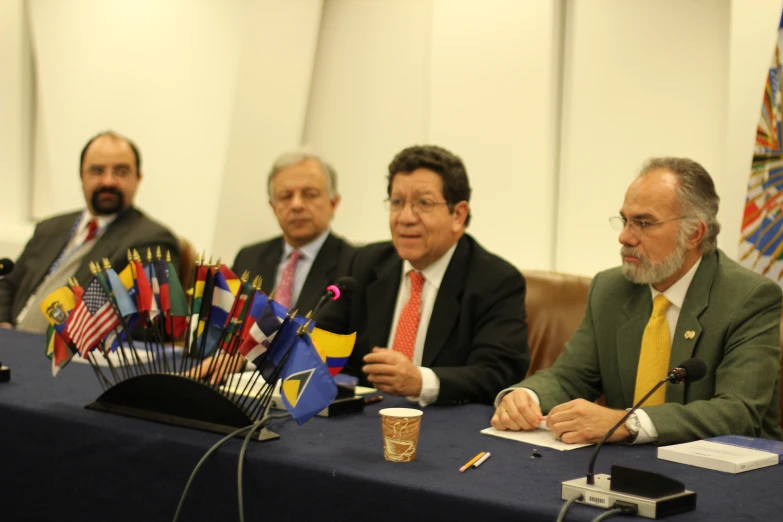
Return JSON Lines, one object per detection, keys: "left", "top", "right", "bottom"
{"left": 0, "top": 0, "right": 34, "bottom": 258}
{"left": 28, "top": 0, "right": 244, "bottom": 252}
{"left": 556, "top": 0, "right": 730, "bottom": 276}
{"left": 1, "top": 0, "right": 782, "bottom": 279}
{"left": 211, "top": 0, "right": 324, "bottom": 262}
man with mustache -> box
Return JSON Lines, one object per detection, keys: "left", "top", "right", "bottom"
{"left": 231, "top": 149, "right": 355, "bottom": 312}
{"left": 491, "top": 157, "right": 783, "bottom": 445}
{"left": 0, "top": 131, "right": 179, "bottom": 333}
{"left": 317, "top": 145, "right": 529, "bottom": 406}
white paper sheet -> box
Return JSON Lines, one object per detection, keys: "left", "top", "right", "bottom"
{"left": 480, "top": 426, "right": 592, "bottom": 451}
{"left": 71, "top": 348, "right": 151, "bottom": 367}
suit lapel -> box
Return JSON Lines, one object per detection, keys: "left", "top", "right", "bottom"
{"left": 617, "top": 285, "right": 652, "bottom": 406}
{"left": 258, "top": 238, "right": 283, "bottom": 292}
{"left": 421, "top": 238, "right": 467, "bottom": 367}
{"left": 24, "top": 213, "right": 80, "bottom": 296}
{"left": 296, "top": 233, "right": 339, "bottom": 312}
{"left": 665, "top": 252, "right": 714, "bottom": 404}
{"left": 366, "top": 253, "right": 402, "bottom": 349}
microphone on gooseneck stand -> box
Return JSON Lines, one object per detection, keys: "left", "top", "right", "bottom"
{"left": 310, "top": 276, "right": 358, "bottom": 319}
{"left": 0, "top": 258, "right": 15, "bottom": 276}
{"left": 560, "top": 358, "right": 708, "bottom": 519}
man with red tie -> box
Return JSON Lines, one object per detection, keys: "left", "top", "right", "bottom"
{"left": 0, "top": 131, "right": 179, "bottom": 333}
{"left": 317, "top": 145, "right": 530, "bottom": 406}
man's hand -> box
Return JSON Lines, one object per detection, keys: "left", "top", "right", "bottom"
{"left": 491, "top": 388, "right": 545, "bottom": 431}
{"left": 185, "top": 352, "right": 247, "bottom": 385}
{"left": 362, "top": 347, "right": 422, "bottom": 397}
{"left": 546, "top": 399, "right": 629, "bottom": 444}
{"left": 0, "top": 322, "right": 13, "bottom": 329}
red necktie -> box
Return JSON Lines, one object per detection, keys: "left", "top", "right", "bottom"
{"left": 85, "top": 219, "right": 99, "bottom": 242}
{"left": 392, "top": 271, "right": 425, "bottom": 360}
{"left": 276, "top": 250, "right": 302, "bottom": 308}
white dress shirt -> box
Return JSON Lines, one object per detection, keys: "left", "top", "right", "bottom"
{"left": 495, "top": 257, "right": 703, "bottom": 444}
{"left": 275, "top": 229, "right": 330, "bottom": 307}
{"left": 386, "top": 243, "right": 458, "bottom": 407}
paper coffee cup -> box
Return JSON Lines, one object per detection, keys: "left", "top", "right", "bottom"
{"left": 379, "top": 408, "right": 423, "bottom": 462}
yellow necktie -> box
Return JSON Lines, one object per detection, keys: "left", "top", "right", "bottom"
{"left": 633, "top": 294, "right": 672, "bottom": 406}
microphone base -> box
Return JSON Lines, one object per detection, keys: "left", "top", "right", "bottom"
{"left": 561, "top": 473, "right": 696, "bottom": 519}
{"left": 0, "top": 365, "right": 9, "bottom": 383}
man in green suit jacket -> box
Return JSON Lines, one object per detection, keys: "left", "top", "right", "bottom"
{"left": 492, "top": 157, "right": 783, "bottom": 445}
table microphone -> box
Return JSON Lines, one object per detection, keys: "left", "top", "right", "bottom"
{"left": 0, "top": 258, "right": 15, "bottom": 276}
{"left": 310, "top": 276, "right": 358, "bottom": 319}
{"left": 561, "top": 358, "right": 707, "bottom": 518}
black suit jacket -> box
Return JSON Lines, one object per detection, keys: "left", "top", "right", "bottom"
{"left": 232, "top": 232, "right": 356, "bottom": 314}
{"left": 317, "top": 234, "right": 530, "bottom": 406}
{"left": 0, "top": 207, "right": 180, "bottom": 324}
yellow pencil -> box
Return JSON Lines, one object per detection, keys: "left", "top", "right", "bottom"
{"left": 459, "top": 451, "right": 486, "bottom": 473}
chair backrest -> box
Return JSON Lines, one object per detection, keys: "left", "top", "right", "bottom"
{"left": 177, "top": 237, "right": 197, "bottom": 290}
{"left": 524, "top": 270, "right": 591, "bottom": 377}
{"left": 779, "top": 316, "right": 783, "bottom": 427}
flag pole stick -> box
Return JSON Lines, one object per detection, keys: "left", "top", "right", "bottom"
{"left": 179, "top": 251, "right": 203, "bottom": 375}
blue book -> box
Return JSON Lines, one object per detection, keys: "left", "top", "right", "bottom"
{"left": 707, "top": 435, "right": 783, "bottom": 464}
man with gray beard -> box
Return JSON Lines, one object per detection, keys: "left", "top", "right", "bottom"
{"left": 491, "top": 157, "right": 783, "bottom": 445}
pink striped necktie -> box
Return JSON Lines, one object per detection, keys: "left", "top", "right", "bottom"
{"left": 276, "top": 250, "right": 302, "bottom": 308}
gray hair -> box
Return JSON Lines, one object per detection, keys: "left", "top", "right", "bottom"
{"left": 639, "top": 157, "right": 721, "bottom": 254}
{"left": 267, "top": 148, "right": 338, "bottom": 199}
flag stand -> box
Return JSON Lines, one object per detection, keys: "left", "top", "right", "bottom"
{"left": 85, "top": 373, "right": 279, "bottom": 442}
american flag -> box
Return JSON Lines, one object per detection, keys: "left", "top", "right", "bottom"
{"left": 66, "top": 277, "right": 120, "bottom": 356}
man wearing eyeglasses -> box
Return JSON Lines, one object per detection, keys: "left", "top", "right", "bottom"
{"left": 317, "top": 145, "right": 530, "bottom": 406}
{"left": 0, "top": 131, "right": 179, "bottom": 333}
{"left": 232, "top": 149, "right": 355, "bottom": 312}
{"left": 492, "top": 157, "right": 783, "bottom": 445}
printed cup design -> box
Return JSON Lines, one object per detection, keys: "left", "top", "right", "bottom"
{"left": 379, "top": 408, "right": 423, "bottom": 462}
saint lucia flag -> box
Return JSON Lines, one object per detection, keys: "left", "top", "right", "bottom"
{"left": 279, "top": 333, "right": 337, "bottom": 424}
{"left": 740, "top": 10, "right": 783, "bottom": 285}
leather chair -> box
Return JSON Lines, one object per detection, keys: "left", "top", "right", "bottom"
{"left": 524, "top": 270, "right": 591, "bottom": 377}
{"left": 177, "top": 237, "right": 197, "bottom": 290}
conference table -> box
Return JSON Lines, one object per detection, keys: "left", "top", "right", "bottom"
{"left": 1, "top": 329, "right": 781, "bottom": 522}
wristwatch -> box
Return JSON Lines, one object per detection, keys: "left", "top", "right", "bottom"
{"left": 625, "top": 412, "right": 640, "bottom": 443}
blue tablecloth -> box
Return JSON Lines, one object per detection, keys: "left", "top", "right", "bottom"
{"left": 1, "top": 328, "right": 781, "bottom": 521}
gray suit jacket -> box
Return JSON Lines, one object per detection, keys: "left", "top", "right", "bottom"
{"left": 0, "top": 207, "right": 179, "bottom": 324}
{"left": 518, "top": 250, "right": 783, "bottom": 445}
{"left": 231, "top": 232, "right": 356, "bottom": 314}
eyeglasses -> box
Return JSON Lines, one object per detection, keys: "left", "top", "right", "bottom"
{"left": 609, "top": 215, "right": 693, "bottom": 235}
{"left": 384, "top": 197, "right": 450, "bottom": 214}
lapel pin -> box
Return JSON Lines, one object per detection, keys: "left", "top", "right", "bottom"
{"left": 684, "top": 331, "right": 695, "bottom": 340}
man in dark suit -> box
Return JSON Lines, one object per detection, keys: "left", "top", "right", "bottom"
{"left": 0, "top": 131, "right": 179, "bottom": 333}
{"left": 492, "top": 158, "right": 783, "bottom": 445}
{"left": 232, "top": 149, "right": 354, "bottom": 313}
{"left": 318, "top": 145, "right": 530, "bottom": 406}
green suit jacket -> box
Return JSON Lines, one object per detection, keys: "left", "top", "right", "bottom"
{"left": 519, "top": 249, "right": 783, "bottom": 445}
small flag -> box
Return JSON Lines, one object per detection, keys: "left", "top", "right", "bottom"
{"left": 279, "top": 333, "right": 338, "bottom": 424}
{"left": 310, "top": 327, "right": 356, "bottom": 376}
{"left": 65, "top": 277, "right": 120, "bottom": 356}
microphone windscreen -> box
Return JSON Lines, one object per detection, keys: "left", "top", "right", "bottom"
{"left": 679, "top": 357, "right": 707, "bottom": 383}
{"left": 334, "top": 276, "right": 358, "bottom": 296}
{"left": 0, "top": 258, "right": 15, "bottom": 276}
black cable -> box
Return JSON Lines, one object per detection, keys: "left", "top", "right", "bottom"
{"left": 589, "top": 507, "right": 625, "bottom": 522}
{"left": 556, "top": 494, "right": 583, "bottom": 522}
{"left": 237, "top": 412, "right": 290, "bottom": 522}
{"left": 171, "top": 423, "right": 255, "bottom": 522}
